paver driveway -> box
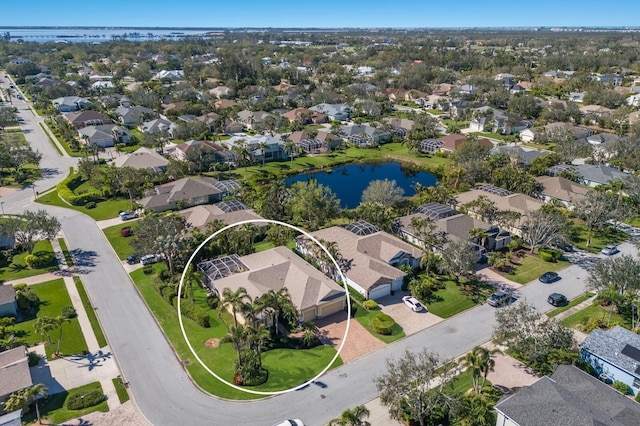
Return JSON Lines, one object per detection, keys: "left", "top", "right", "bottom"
{"left": 315, "top": 312, "right": 386, "bottom": 363}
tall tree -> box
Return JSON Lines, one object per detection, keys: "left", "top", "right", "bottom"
{"left": 460, "top": 346, "right": 498, "bottom": 395}
{"left": 575, "top": 190, "right": 628, "bottom": 247}
{"left": 286, "top": 179, "right": 341, "bottom": 231}
{"left": 374, "top": 349, "right": 458, "bottom": 426}
{"left": 221, "top": 287, "right": 251, "bottom": 328}
{"left": 131, "top": 214, "right": 186, "bottom": 275}
{"left": 329, "top": 405, "right": 371, "bottom": 426}
{"left": 10, "top": 210, "right": 61, "bottom": 254}
{"left": 441, "top": 240, "right": 477, "bottom": 282}
{"left": 520, "top": 209, "right": 568, "bottom": 253}
{"left": 258, "top": 288, "right": 298, "bottom": 336}
{"left": 361, "top": 179, "right": 405, "bottom": 207}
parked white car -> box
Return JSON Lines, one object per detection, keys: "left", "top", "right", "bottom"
{"left": 402, "top": 296, "right": 424, "bottom": 312}
{"left": 140, "top": 254, "right": 159, "bottom": 265}
{"left": 119, "top": 211, "right": 138, "bottom": 221}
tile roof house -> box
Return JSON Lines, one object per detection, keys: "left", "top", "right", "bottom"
{"left": 288, "top": 130, "right": 342, "bottom": 153}
{"left": 340, "top": 124, "right": 391, "bottom": 146}
{"left": 491, "top": 145, "right": 546, "bottom": 166}
{"left": 137, "top": 177, "right": 240, "bottom": 212}
{"left": 236, "top": 110, "right": 274, "bottom": 131}
{"left": 138, "top": 118, "right": 177, "bottom": 137}
{"left": 280, "top": 108, "right": 327, "bottom": 124}
{"left": 112, "top": 147, "right": 169, "bottom": 172}
{"left": 309, "top": 103, "right": 352, "bottom": 121}
{"left": 214, "top": 99, "right": 238, "bottom": 110}
{"left": 576, "top": 164, "right": 628, "bottom": 187}
{"left": 0, "top": 285, "right": 17, "bottom": 318}
{"left": 115, "top": 106, "right": 156, "bottom": 127}
{"left": 535, "top": 175, "right": 588, "bottom": 208}
{"left": 153, "top": 69, "right": 184, "bottom": 82}
{"left": 52, "top": 96, "right": 91, "bottom": 112}
{"left": 209, "top": 85, "right": 232, "bottom": 98}
{"left": 222, "top": 135, "right": 287, "bottom": 163}
{"left": 298, "top": 222, "right": 423, "bottom": 300}
{"left": 454, "top": 186, "right": 544, "bottom": 235}
{"left": 0, "top": 346, "right": 32, "bottom": 403}
{"left": 62, "top": 110, "right": 111, "bottom": 128}
{"left": 177, "top": 201, "right": 264, "bottom": 231}
{"left": 78, "top": 124, "right": 134, "bottom": 148}
{"left": 494, "top": 365, "right": 640, "bottom": 426}
{"left": 580, "top": 325, "right": 640, "bottom": 396}
{"left": 198, "top": 246, "right": 346, "bottom": 323}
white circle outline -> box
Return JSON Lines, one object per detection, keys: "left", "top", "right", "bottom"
{"left": 178, "top": 218, "right": 351, "bottom": 395}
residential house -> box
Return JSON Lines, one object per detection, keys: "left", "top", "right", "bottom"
{"left": 115, "top": 106, "right": 155, "bottom": 127}
{"left": 491, "top": 146, "right": 546, "bottom": 166}
{"left": 209, "top": 86, "right": 232, "bottom": 98}
{"left": 221, "top": 135, "right": 287, "bottom": 163}
{"left": 588, "top": 132, "right": 620, "bottom": 147}
{"left": 138, "top": 118, "right": 177, "bottom": 137}
{"left": 494, "top": 365, "right": 640, "bottom": 426}
{"left": 63, "top": 110, "right": 112, "bottom": 128}
{"left": 196, "top": 112, "right": 221, "bottom": 130}
{"left": 78, "top": 124, "right": 134, "bottom": 148}
{"left": 383, "top": 117, "right": 415, "bottom": 140}
{"left": 288, "top": 130, "right": 342, "bottom": 153}
{"left": 580, "top": 325, "right": 640, "bottom": 396}
{"left": 568, "top": 92, "right": 585, "bottom": 103}
{"left": 418, "top": 139, "right": 443, "bottom": 154}
{"left": 0, "top": 346, "right": 32, "bottom": 405}
{"left": 448, "top": 100, "right": 470, "bottom": 120}
{"left": 138, "top": 177, "right": 240, "bottom": 212}
{"left": 0, "top": 286, "right": 17, "bottom": 318}
{"left": 520, "top": 122, "right": 591, "bottom": 143}
{"left": 198, "top": 246, "right": 346, "bottom": 323}
{"left": 236, "top": 110, "right": 273, "bottom": 131}
{"left": 393, "top": 203, "right": 511, "bottom": 259}
{"left": 161, "top": 102, "right": 186, "bottom": 113}
{"left": 594, "top": 73, "right": 623, "bottom": 86}
{"left": 52, "top": 96, "right": 91, "bottom": 112}
{"left": 281, "top": 108, "right": 327, "bottom": 124}
{"left": 309, "top": 103, "right": 352, "bottom": 121}
{"left": 491, "top": 111, "right": 529, "bottom": 135}
{"left": 469, "top": 116, "right": 490, "bottom": 132}
{"left": 575, "top": 164, "right": 627, "bottom": 187}
{"left": 457, "top": 84, "right": 476, "bottom": 95}
{"left": 508, "top": 83, "right": 527, "bottom": 95}
{"left": 340, "top": 124, "right": 391, "bottom": 147}
{"left": 113, "top": 147, "right": 169, "bottom": 172}
{"left": 454, "top": 185, "right": 544, "bottom": 235}
{"left": 626, "top": 94, "right": 640, "bottom": 107}
{"left": 153, "top": 69, "right": 184, "bottom": 82}
{"left": 214, "top": 99, "right": 238, "bottom": 110}
{"left": 535, "top": 175, "right": 589, "bottom": 208}
{"left": 315, "top": 131, "right": 343, "bottom": 151}
{"left": 0, "top": 410, "right": 22, "bottom": 426}
{"left": 178, "top": 201, "right": 264, "bottom": 231}
{"left": 297, "top": 221, "right": 423, "bottom": 300}
{"left": 588, "top": 132, "right": 620, "bottom": 159}
{"left": 580, "top": 105, "right": 614, "bottom": 123}
{"left": 494, "top": 72, "right": 516, "bottom": 87}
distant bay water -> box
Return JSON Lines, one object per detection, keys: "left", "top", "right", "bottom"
{"left": 0, "top": 27, "right": 216, "bottom": 43}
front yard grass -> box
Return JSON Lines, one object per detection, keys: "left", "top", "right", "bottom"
{"left": 112, "top": 377, "right": 130, "bottom": 404}
{"left": 561, "top": 302, "right": 632, "bottom": 330}
{"left": 353, "top": 304, "right": 405, "bottom": 343}
{"left": 74, "top": 276, "right": 108, "bottom": 348}
{"left": 22, "top": 382, "right": 108, "bottom": 424}
{"left": 546, "top": 293, "right": 594, "bottom": 318}
{"left": 0, "top": 239, "right": 58, "bottom": 282}
{"left": 498, "top": 252, "right": 570, "bottom": 285}
{"left": 571, "top": 223, "right": 629, "bottom": 253}
{"left": 131, "top": 265, "right": 342, "bottom": 399}
{"left": 12, "top": 278, "right": 88, "bottom": 359}
{"left": 37, "top": 190, "right": 132, "bottom": 221}
{"left": 103, "top": 222, "right": 137, "bottom": 259}
{"left": 58, "top": 237, "right": 74, "bottom": 266}
{"left": 423, "top": 277, "right": 494, "bottom": 318}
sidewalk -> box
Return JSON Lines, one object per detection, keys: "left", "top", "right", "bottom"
{"left": 553, "top": 295, "right": 598, "bottom": 321}
{"left": 23, "top": 234, "right": 125, "bottom": 411}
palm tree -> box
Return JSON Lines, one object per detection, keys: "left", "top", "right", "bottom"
{"left": 34, "top": 316, "right": 58, "bottom": 351}
{"left": 221, "top": 287, "right": 251, "bottom": 327}
{"left": 597, "top": 285, "right": 624, "bottom": 326}
{"left": 284, "top": 139, "right": 297, "bottom": 164}
{"left": 257, "top": 141, "right": 268, "bottom": 166}
{"left": 329, "top": 405, "right": 371, "bottom": 426}
{"left": 258, "top": 288, "right": 298, "bottom": 336}
{"left": 27, "top": 383, "right": 48, "bottom": 424}
{"left": 468, "top": 227, "right": 489, "bottom": 249}
{"left": 460, "top": 346, "right": 499, "bottom": 394}
{"left": 220, "top": 325, "right": 247, "bottom": 367}
{"left": 184, "top": 264, "right": 203, "bottom": 302}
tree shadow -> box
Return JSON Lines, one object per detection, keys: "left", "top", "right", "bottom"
{"left": 68, "top": 248, "right": 97, "bottom": 269}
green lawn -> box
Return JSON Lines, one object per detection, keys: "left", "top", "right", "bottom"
{"left": 131, "top": 265, "right": 342, "bottom": 399}
{"left": 22, "top": 382, "right": 109, "bottom": 424}
{"left": 58, "top": 237, "right": 74, "bottom": 266}
{"left": 37, "top": 190, "right": 132, "bottom": 221}
{"left": 253, "top": 239, "right": 296, "bottom": 253}
{"left": 470, "top": 131, "right": 514, "bottom": 141}
{"left": 74, "top": 276, "right": 108, "bottom": 348}
{"left": 44, "top": 119, "right": 84, "bottom": 157}
{"left": 0, "top": 239, "right": 58, "bottom": 282}
{"left": 561, "top": 302, "right": 632, "bottom": 330}
{"left": 38, "top": 122, "right": 64, "bottom": 156}
{"left": 353, "top": 305, "right": 405, "bottom": 343}
{"left": 546, "top": 293, "right": 594, "bottom": 318}
{"left": 571, "top": 222, "right": 629, "bottom": 253}
{"left": 103, "top": 222, "right": 137, "bottom": 259}
{"left": 12, "top": 279, "right": 88, "bottom": 358}
{"left": 499, "top": 253, "right": 570, "bottom": 284}
{"left": 112, "top": 377, "right": 130, "bottom": 404}
{"left": 423, "top": 278, "right": 494, "bottom": 318}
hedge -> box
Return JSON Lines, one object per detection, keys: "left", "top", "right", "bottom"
{"left": 362, "top": 300, "right": 378, "bottom": 310}
{"left": 175, "top": 300, "right": 210, "bottom": 328}
{"left": 56, "top": 172, "right": 101, "bottom": 206}
{"left": 66, "top": 390, "right": 106, "bottom": 410}
{"left": 539, "top": 247, "right": 562, "bottom": 262}
{"left": 371, "top": 313, "right": 395, "bottom": 335}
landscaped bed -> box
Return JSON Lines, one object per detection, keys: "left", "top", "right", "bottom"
{"left": 494, "top": 251, "right": 570, "bottom": 285}
{"left": 22, "top": 381, "right": 108, "bottom": 424}
{"left": 37, "top": 189, "right": 131, "bottom": 221}
{"left": 353, "top": 303, "right": 405, "bottom": 343}
{"left": 103, "top": 222, "right": 138, "bottom": 260}
{"left": 561, "top": 302, "right": 632, "bottom": 330}
{"left": 422, "top": 277, "right": 494, "bottom": 318}
{"left": 0, "top": 239, "right": 58, "bottom": 281}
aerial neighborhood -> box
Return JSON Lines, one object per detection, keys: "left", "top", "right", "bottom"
{"left": 4, "top": 25, "right": 640, "bottom": 426}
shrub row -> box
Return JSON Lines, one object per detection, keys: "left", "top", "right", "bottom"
{"left": 67, "top": 390, "right": 105, "bottom": 410}
{"left": 362, "top": 300, "right": 378, "bottom": 310}
{"left": 539, "top": 247, "right": 562, "bottom": 262}
{"left": 176, "top": 300, "right": 210, "bottom": 328}
{"left": 56, "top": 172, "right": 101, "bottom": 206}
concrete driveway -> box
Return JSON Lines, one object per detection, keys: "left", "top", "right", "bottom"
{"left": 376, "top": 292, "right": 444, "bottom": 336}
{"left": 315, "top": 312, "right": 386, "bottom": 363}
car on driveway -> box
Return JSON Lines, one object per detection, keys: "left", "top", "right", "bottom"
{"left": 547, "top": 293, "right": 568, "bottom": 307}
{"left": 126, "top": 255, "right": 139, "bottom": 265}
{"left": 119, "top": 211, "right": 138, "bottom": 221}
{"left": 600, "top": 245, "right": 620, "bottom": 256}
{"left": 402, "top": 296, "right": 424, "bottom": 312}
{"left": 539, "top": 271, "right": 559, "bottom": 284}
{"left": 140, "top": 254, "right": 159, "bottom": 265}
{"left": 487, "top": 290, "right": 512, "bottom": 307}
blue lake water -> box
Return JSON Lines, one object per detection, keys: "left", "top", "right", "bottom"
{"left": 284, "top": 162, "right": 436, "bottom": 209}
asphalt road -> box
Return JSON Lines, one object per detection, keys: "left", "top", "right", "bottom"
{"left": 2, "top": 71, "right": 629, "bottom": 425}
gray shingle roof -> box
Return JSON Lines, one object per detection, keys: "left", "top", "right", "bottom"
{"left": 580, "top": 326, "right": 640, "bottom": 378}
{"left": 576, "top": 164, "right": 627, "bottom": 185}
{"left": 0, "top": 346, "right": 32, "bottom": 398}
{"left": 495, "top": 365, "right": 640, "bottom": 426}
{"left": 0, "top": 285, "right": 16, "bottom": 305}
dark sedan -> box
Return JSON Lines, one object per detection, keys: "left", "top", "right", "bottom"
{"left": 539, "top": 271, "right": 559, "bottom": 284}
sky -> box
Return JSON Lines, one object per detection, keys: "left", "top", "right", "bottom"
{"left": 2, "top": 0, "right": 640, "bottom": 28}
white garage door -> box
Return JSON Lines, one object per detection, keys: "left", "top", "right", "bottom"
{"left": 368, "top": 284, "right": 391, "bottom": 300}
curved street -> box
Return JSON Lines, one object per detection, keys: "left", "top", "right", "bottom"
{"left": 1, "top": 71, "right": 601, "bottom": 425}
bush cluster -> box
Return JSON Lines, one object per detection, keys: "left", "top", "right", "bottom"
{"left": 66, "top": 390, "right": 106, "bottom": 410}
{"left": 56, "top": 173, "right": 101, "bottom": 206}
{"left": 16, "top": 287, "right": 40, "bottom": 311}
{"left": 62, "top": 305, "right": 77, "bottom": 319}
{"left": 24, "top": 252, "right": 56, "bottom": 269}
{"left": 539, "top": 247, "right": 562, "bottom": 262}
{"left": 85, "top": 201, "right": 97, "bottom": 209}
{"left": 120, "top": 227, "right": 132, "bottom": 237}
{"left": 612, "top": 380, "right": 632, "bottom": 395}
{"left": 371, "top": 313, "right": 395, "bottom": 335}
{"left": 362, "top": 300, "right": 378, "bottom": 310}
{"left": 177, "top": 300, "right": 210, "bottom": 328}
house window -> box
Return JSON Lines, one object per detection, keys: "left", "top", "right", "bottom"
{"left": 633, "top": 378, "right": 640, "bottom": 389}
